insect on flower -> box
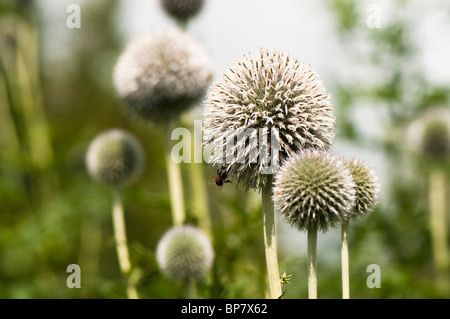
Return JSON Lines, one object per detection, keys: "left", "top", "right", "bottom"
{"left": 209, "top": 168, "right": 232, "bottom": 191}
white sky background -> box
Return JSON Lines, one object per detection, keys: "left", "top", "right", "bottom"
{"left": 37, "top": 0, "right": 450, "bottom": 261}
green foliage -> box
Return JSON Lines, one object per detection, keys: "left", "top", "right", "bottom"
{"left": 329, "top": 0, "right": 359, "bottom": 33}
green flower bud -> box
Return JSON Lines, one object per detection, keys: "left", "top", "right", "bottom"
{"left": 345, "top": 158, "right": 379, "bottom": 219}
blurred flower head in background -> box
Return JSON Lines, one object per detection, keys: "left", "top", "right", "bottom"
{"left": 156, "top": 225, "right": 214, "bottom": 281}
{"left": 405, "top": 107, "right": 450, "bottom": 162}
{"left": 160, "top": 0, "right": 205, "bottom": 24}
{"left": 113, "top": 28, "right": 213, "bottom": 123}
{"left": 345, "top": 157, "right": 380, "bottom": 220}
{"left": 86, "top": 128, "right": 145, "bottom": 188}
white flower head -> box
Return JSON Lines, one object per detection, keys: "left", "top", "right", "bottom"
{"left": 406, "top": 107, "right": 450, "bottom": 160}
{"left": 345, "top": 157, "right": 380, "bottom": 220}
{"left": 113, "top": 28, "right": 213, "bottom": 122}
{"left": 86, "top": 128, "right": 145, "bottom": 188}
{"left": 156, "top": 225, "right": 214, "bottom": 281}
{"left": 273, "top": 149, "right": 355, "bottom": 232}
{"left": 203, "top": 50, "right": 335, "bottom": 190}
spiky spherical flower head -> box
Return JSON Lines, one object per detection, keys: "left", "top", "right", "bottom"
{"left": 86, "top": 129, "right": 145, "bottom": 188}
{"left": 406, "top": 107, "right": 450, "bottom": 161}
{"left": 203, "top": 50, "right": 335, "bottom": 190}
{"left": 156, "top": 225, "right": 214, "bottom": 281}
{"left": 421, "top": 119, "right": 450, "bottom": 159}
{"left": 160, "top": 0, "right": 205, "bottom": 22}
{"left": 113, "top": 28, "right": 213, "bottom": 123}
{"left": 273, "top": 149, "right": 355, "bottom": 232}
{"left": 345, "top": 158, "right": 380, "bottom": 220}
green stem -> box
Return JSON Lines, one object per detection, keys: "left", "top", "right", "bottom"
{"left": 341, "top": 221, "right": 350, "bottom": 299}
{"left": 182, "top": 114, "right": 212, "bottom": 237}
{"left": 0, "top": 55, "right": 21, "bottom": 152}
{"left": 428, "top": 168, "right": 449, "bottom": 292}
{"left": 16, "top": 19, "right": 54, "bottom": 172}
{"left": 261, "top": 174, "right": 282, "bottom": 299}
{"left": 1, "top": 17, "right": 54, "bottom": 204}
{"left": 112, "top": 189, "right": 139, "bottom": 299}
{"left": 78, "top": 215, "right": 102, "bottom": 279}
{"left": 0, "top": 40, "right": 35, "bottom": 203}
{"left": 186, "top": 277, "right": 197, "bottom": 299}
{"left": 164, "top": 123, "right": 186, "bottom": 226}
{"left": 307, "top": 224, "right": 318, "bottom": 299}
{"left": 177, "top": 18, "right": 188, "bottom": 31}
{"left": 188, "top": 162, "right": 212, "bottom": 235}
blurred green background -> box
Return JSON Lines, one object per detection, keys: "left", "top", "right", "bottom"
{"left": 0, "top": 0, "right": 450, "bottom": 298}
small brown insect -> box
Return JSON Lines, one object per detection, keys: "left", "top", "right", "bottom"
{"left": 209, "top": 168, "right": 231, "bottom": 190}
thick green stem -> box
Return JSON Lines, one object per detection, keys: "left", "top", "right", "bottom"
{"left": 184, "top": 114, "right": 212, "bottom": 237}
{"left": 341, "top": 221, "right": 350, "bottom": 299}
{"left": 188, "top": 162, "right": 212, "bottom": 236}
{"left": 186, "top": 278, "right": 197, "bottom": 299}
{"left": 261, "top": 174, "right": 282, "bottom": 299}
{"left": 164, "top": 123, "right": 186, "bottom": 226}
{"left": 0, "top": 56, "right": 21, "bottom": 153}
{"left": 308, "top": 224, "right": 318, "bottom": 299}
{"left": 428, "top": 168, "right": 449, "bottom": 292}
{"left": 16, "top": 20, "right": 54, "bottom": 172}
{"left": 177, "top": 18, "right": 188, "bottom": 30}
{"left": 112, "top": 189, "right": 139, "bottom": 299}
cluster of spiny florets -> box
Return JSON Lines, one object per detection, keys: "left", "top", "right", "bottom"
{"left": 86, "top": 128, "right": 145, "bottom": 188}
{"left": 203, "top": 50, "right": 335, "bottom": 190}
{"left": 113, "top": 28, "right": 213, "bottom": 123}
{"left": 273, "top": 150, "right": 355, "bottom": 232}
{"left": 160, "top": 0, "right": 205, "bottom": 22}
{"left": 345, "top": 158, "right": 380, "bottom": 220}
{"left": 156, "top": 225, "right": 214, "bottom": 281}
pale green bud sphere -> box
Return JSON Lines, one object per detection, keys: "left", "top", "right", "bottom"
{"left": 405, "top": 107, "right": 450, "bottom": 161}
{"left": 273, "top": 149, "right": 355, "bottom": 232}
{"left": 86, "top": 128, "right": 145, "bottom": 187}
{"left": 421, "top": 119, "right": 450, "bottom": 160}
{"left": 156, "top": 225, "right": 214, "bottom": 281}
{"left": 345, "top": 158, "right": 380, "bottom": 219}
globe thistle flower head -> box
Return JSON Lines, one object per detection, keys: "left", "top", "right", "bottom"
{"left": 203, "top": 49, "right": 335, "bottom": 190}
{"left": 345, "top": 158, "right": 380, "bottom": 220}
{"left": 160, "top": 0, "right": 205, "bottom": 23}
{"left": 113, "top": 28, "right": 213, "bottom": 123}
{"left": 156, "top": 225, "right": 214, "bottom": 281}
{"left": 86, "top": 129, "right": 145, "bottom": 188}
{"left": 421, "top": 119, "right": 450, "bottom": 160}
{"left": 406, "top": 107, "right": 450, "bottom": 161}
{"left": 273, "top": 149, "right": 355, "bottom": 232}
